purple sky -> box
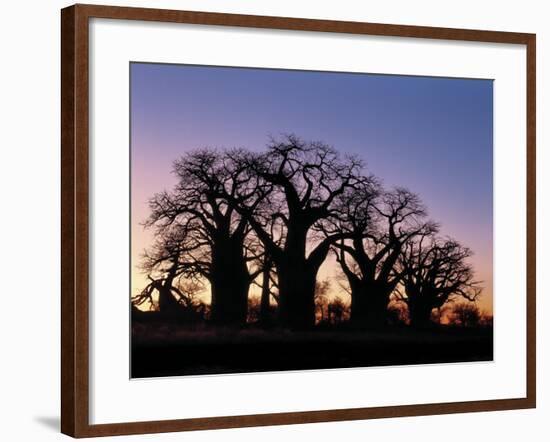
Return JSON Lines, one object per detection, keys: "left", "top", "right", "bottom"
{"left": 130, "top": 63, "right": 493, "bottom": 313}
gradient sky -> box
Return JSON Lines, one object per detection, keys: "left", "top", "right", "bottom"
{"left": 130, "top": 63, "right": 493, "bottom": 314}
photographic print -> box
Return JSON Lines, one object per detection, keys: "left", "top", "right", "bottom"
{"left": 130, "top": 63, "right": 494, "bottom": 378}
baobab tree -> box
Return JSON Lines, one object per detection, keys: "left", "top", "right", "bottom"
{"left": 228, "top": 135, "right": 371, "bottom": 329}
{"left": 334, "top": 187, "right": 438, "bottom": 328}
{"left": 132, "top": 221, "right": 206, "bottom": 319}
{"left": 397, "top": 235, "right": 482, "bottom": 327}
{"left": 144, "top": 149, "right": 263, "bottom": 326}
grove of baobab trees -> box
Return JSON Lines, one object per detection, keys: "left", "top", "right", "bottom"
{"left": 134, "top": 135, "right": 483, "bottom": 330}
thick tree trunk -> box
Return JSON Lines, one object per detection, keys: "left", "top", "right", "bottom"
{"left": 275, "top": 224, "right": 318, "bottom": 329}
{"left": 277, "top": 261, "right": 317, "bottom": 329}
{"left": 349, "top": 282, "right": 391, "bottom": 329}
{"left": 209, "top": 239, "right": 250, "bottom": 326}
{"left": 157, "top": 273, "right": 181, "bottom": 317}
{"left": 408, "top": 300, "right": 434, "bottom": 328}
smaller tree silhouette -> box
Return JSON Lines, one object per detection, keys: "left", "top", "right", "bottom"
{"left": 248, "top": 237, "right": 280, "bottom": 326}
{"left": 133, "top": 221, "right": 206, "bottom": 318}
{"left": 397, "top": 235, "right": 482, "bottom": 328}
{"left": 386, "top": 302, "right": 409, "bottom": 326}
{"left": 449, "top": 301, "right": 482, "bottom": 327}
{"left": 327, "top": 297, "right": 349, "bottom": 325}
{"left": 314, "top": 279, "right": 332, "bottom": 324}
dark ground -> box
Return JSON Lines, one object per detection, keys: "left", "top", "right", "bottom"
{"left": 131, "top": 321, "right": 493, "bottom": 378}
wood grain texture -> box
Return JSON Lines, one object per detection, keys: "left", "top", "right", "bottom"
{"left": 60, "top": 5, "right": 76, "bottom": 436}
{"left": 60, "top": 4, "right": 536, "bottom": 438}
{"left": 525, "top": 34, "right": 537, "bottom": 407}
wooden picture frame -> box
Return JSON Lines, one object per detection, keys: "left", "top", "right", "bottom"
{"left": 61, "top": 3, "right": 536, "bottom": 438}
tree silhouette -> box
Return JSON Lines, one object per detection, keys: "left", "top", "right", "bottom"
{"left": 334, "top": 187, "right": 437, "bottom": 328}
{"left": 133, "top": 221, "right": 205, "bottom": 316}
{"left": 397, "top": 235, "right": 482, "bottom": 328}
{"left": 144, "top": 149, "right": 262, "bottom": 326}
{"left": 227, "top": 135, "right": 367, "bottom": 329}
{"left": 258, "top": 253, "right": 277, "bottom": 325}
{"left": 448, "top": 301, "right": 482, "bottom": 327}
{"left": 314, "top": 279, "right": 332, "bottom": 323}
{"left": 327, "top": 297, "right": 349, "bottom": 324}
{"left": 248, "top": 244, "right": 279, "bottom": 326}
{"left": 136, "top": 135, "right": 487, "bottom": 334}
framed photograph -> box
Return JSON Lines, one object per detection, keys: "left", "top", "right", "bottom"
{"left": 61, "top": 4, "right": 536, "bottom": 438}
